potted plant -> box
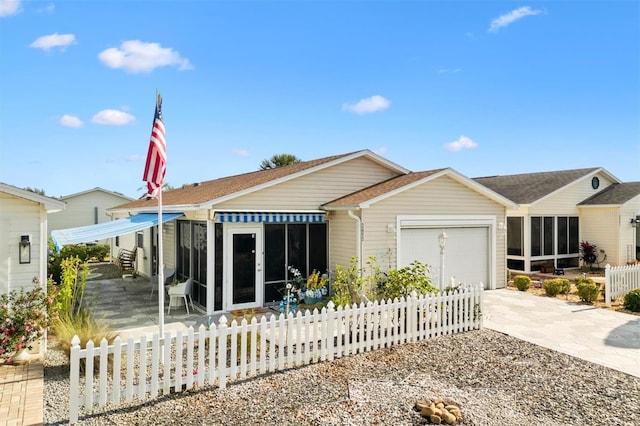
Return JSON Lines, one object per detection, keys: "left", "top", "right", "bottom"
{"left": 304, "top": 270, "right": 328, "bottom": 304}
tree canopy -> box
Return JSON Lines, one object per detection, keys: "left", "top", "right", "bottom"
{"left": 259, "top": 153, "right": 302, "bottom": 170}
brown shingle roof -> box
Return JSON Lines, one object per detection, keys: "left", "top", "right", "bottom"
{"left": 324, "top": 169, "right": 445, "bottom": 207}
{"left": 111, "top": 151, "right": 360, "bottom": 210}
{"left": 473, "top": 168, "right": 600, "bottom": 204}
{"left": 579, "top": 182, "right": 640, "bottom": 205}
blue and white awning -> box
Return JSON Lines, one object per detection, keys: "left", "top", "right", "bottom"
{"left": 51, "top": 212, "right": 183, "bottom": 250}
{"left": 216, "top": 212, "right": 325, "bottom": 223}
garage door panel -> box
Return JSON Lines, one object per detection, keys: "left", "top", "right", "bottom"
{"left": 400, "top": 227, "right": 488, "bottom": 287}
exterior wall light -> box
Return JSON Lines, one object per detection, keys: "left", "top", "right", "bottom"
{"left": 631, "top": 218, "right": 639, "bottom": 227}
{"left": 19, "top": 235, "right": 31, "bottom": 264}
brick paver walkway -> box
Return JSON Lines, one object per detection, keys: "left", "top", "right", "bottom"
{"left": 0, "top": 358, "right": 43, "bottom": 426}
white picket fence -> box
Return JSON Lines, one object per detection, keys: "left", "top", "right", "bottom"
{"left": 605, "top": 263, "right": 640, "bottom": 305}
{"left": 69, "top": 284, "right": 483, "bottom": 423}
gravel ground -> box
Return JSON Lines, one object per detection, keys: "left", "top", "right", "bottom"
{"left": 44, "top": 329, "right": 640, "bottom": 426}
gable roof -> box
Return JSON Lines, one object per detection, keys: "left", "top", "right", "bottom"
{"left": 59, "top": 187, "right": 134, "bottom": 201}
{"left": 323, "top": 168, "right": 518, "bottom": 209}
{"left": 109, "top": 150, "right": 410, "bottom": 212}
{"left": 0, "top": 182, "right": 65, "bottom": 212}
{"left": 579, "top": 182, "right": 640, "bottom": 206}
{"left": 473, "top": 167, "right": 615, "bottom": 205}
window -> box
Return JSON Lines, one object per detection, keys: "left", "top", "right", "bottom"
{"left": 136, "top": 231, "right": 144, "bottom": 249}
{"left": 263, "top": 223, "right": 328, "bottom": 304}
{"left": 557, "top": 216, "right": 579, "bottom": 254}
{"left": 531, "top": 216, "right": 555, "bottom": 256}
{"left": 507, "top": 217, "right": 523, "bottom": 256}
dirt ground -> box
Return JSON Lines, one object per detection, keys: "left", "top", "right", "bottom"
{"left": 507, "top": 270, "right": 639, "bottom": 316}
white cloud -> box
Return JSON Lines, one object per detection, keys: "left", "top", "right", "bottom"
{"left": 98, "top": 40, "right": 193, "bottom": 73}
{"left": 444, "top": 136, "right": 478, "bottom": 152}
{"left": 127, "top": 154, "right": 145, "bottom": 161}
{"left": 374, "top": 147, "right": 387, "bottom": 155}
{"left": 342, "top": 95, "right": 390, "bottom": 115}
{"left": 30, "top": 33, "right": 76, "bottom": 51}
{"left": 438, "top": 68, "right": 462, "bottom": 74}
{"left": 0, "top": 0, "right": 21, "bottom": 17}
{"left": 59, "top": 114, "right": 83, "bottom": 128}
{"left": 233, "top": 149, "right": 250, "bottom": 157}
{"left": 92, "top": 109, "right": 135, "bottom": 125}
{"left": 489, "top": 6, "right": 541, "bottom": 33}
{"left": 35, "top": 3, "right": 54, "bottom": 14}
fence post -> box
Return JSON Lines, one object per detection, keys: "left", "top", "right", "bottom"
{"left": 605, "top": 264, "right": 611, "bottom": 306}
{"left": 69, "top": 335, "right": 81, "bottom": 424}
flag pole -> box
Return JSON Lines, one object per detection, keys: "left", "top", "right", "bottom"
{"left": 158, "top": 183, "right": 165, "bottom": 337}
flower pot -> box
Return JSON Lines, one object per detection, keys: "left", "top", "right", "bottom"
{"left": 10, "top": 349, "right": 31, "bottom": 364}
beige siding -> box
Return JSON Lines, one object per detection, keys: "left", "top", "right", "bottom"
{"left": 361, "top": 175, "right": 507, "bottom": 288}
{"left": 327, "top": 211, "right": 358, "bottom": 275}
{"left": 0, "top": 193, "right": 44, "bottom": 293}
{"left": 580, "top": 207, "right": 620, "bottom": 265}
{"left": 217, "top": 157, "right": 400, "bottom": 210}
{"left": 530, "top": 172, "right": 617, "bottom": 215}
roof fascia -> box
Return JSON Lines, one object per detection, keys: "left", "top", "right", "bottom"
{"left": 61, "top": 187, "right": 134, "bottom": 201}
{"left": 358, "top": 169, "right": 518, "bottom": 209}
{"left": 198, "top": 150, "right": 409, "bottom": 209}
{"left": 0, "top": 183, "right": 65, "bottom": 212}
{"left": 530, "top": 167, "right": 615, "bottom": 207}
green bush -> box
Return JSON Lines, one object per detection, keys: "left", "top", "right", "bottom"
{"left": 543, "top": 278, "right": 570, "bottom": 297}
{"left": 576, "top": 281, "right": 600, "bottom": 304}
{"left": 513, "top": 275, "right": 531, "bottom": 291}
{"left": 574, "top": 276, "right": 594, "bottom": 286}
{"left": 380, "top": 260, "right": 437, "bottom": 300}
{"left": 48, "top": 239, "right": 109, "bottom": 283}
{"left": 623, "top": 289, "right": 640, "bottom": 312}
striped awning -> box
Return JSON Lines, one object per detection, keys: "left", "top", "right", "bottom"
{"left": 216, "top": 212, "right": 325, "bottom": 223}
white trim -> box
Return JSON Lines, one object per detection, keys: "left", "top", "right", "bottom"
{"left": 0, "top": 182, "right": 65, "bottom": 212}
{"left": 225, "top": 224, "right": 263, "bottom": 311}
{"left": 397, "top": 215, "right": 497, "bottom": 289}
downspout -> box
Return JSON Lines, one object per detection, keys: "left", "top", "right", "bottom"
{"left": 348, "top": 210, "right": 362, "bottom": 271}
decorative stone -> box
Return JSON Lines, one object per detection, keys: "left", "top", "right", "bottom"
{"left": 429, "top": 414, "right": 442, "bottom": 424}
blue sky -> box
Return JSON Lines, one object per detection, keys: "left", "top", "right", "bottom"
{"left": 1, "top": 0, "right": 638, "bottom": 199}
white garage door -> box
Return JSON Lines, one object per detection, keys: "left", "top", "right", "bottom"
{"left": 400, "top": 227, "right": 489, "bottom": 288}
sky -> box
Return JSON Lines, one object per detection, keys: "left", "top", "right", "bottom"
{"left": 1, "top": 0, "right": 639, "bottom": 199}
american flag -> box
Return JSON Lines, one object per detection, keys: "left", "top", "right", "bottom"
{"left": 143, "top": 92, "right": 166, "bottom": 198}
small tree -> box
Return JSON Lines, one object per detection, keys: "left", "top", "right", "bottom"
{"left": 259, "top": 153, "right": 302, "bottom": 170}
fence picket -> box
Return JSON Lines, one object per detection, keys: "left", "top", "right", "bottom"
{"left": 68, "top": 284, "right": 484, "bottom": 423}
{"left": 606, "top": 264, "right": 640, "bottom": 305}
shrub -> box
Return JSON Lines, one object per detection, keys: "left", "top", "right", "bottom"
{"left": 380, "top": 260, "right": 437, "bottom": 300}
{"left": 0, "top": 282, "right": 52, "bottom": 362}
{"left": 543, "top": 279, "right": 561, "bottom": 297}
{"left": 574, "top": 276, "right": 594, "bottom": 286}
{"left": 576, "top": 281, "right": 600, "bottom": 304}
{"left": 623, "top": 289, "right": 640, "bottom": 312}
{"left": 513, "top": 275, "right": 531, "bottom": 291}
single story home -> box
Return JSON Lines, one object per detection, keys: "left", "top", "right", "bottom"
{"left": 48, "top": 187, "right": 134, "bottom": 247}
{"left": 0, "top": 182, "right": 65, "bottom": 294}
{"left": 474, "top": 168, "right": 640, "bottom": 273}
{"left": 64, "top": 150, "right": 514, "bottom": 316}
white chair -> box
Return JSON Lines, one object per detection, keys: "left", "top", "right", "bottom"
{"left": 149, "top": 268, "right": 175, "bottom": 299}
{"left": 167, "top": 277, "right": 194, "bottom": 315}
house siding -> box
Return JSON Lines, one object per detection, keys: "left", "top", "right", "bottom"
{"left": 529, "top": 172, "right": 617, "bottom": 216}
{"left": 327, "top": 211, "right": 358, "bottom": 274}
{"left": 48, "top": 190, "right": 131, "bottom": 246}
{"left": 0, "top": 193, "right": 44, "bottom": 293}
{"left": 580, "top": 208, "right": 620, "bottom": 266}
{"left": 361, "top": 175, "right": 507, "bottom": 288}
{"left": 215, "top": 157, "right": 401, "bottom": 211}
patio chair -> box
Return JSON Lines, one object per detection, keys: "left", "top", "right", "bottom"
{"left": 115, "top": 246, "right": 137, "bottom": 277}
{"left": 167, "top": 277, "right": 194, "bottom": 315}
{"left": 149, "top": 268, "right": 176, "bottom": 299}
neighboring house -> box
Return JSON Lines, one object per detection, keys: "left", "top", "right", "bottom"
{"left": 474, "top": 168, "right": 640, "bottom": 273}
{"left": 0, "top": 182, "right": 65, "bottom": 295}
{"left": 48, "top": 187, "right": 134, "bottom": 248}
{"left": 59, "top": 149, "right": 513, "bottom": 317}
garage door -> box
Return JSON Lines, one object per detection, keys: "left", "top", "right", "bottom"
{"left": 400, "top": 227, "right": 489, "bottom": 288}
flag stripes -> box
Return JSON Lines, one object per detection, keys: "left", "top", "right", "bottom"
{"left": 143, "top": 93, "right": 166, "bottom": 198}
